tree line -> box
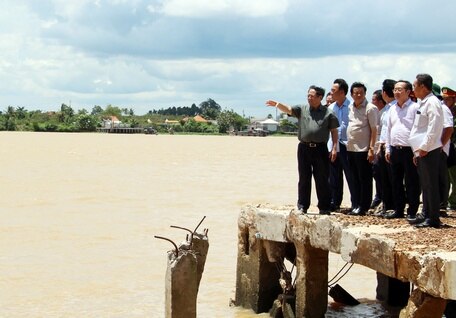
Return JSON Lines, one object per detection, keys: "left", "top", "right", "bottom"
{"left": 0, "top": 98, "right": 255, "bottom": 134}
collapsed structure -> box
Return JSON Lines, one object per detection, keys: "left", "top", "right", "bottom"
{"left": 234, "top": 204, "right": 456, "bottom": 317}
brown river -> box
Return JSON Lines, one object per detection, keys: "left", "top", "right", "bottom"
{"left": 1, "top": 132, "right": 394, "bottom": 317}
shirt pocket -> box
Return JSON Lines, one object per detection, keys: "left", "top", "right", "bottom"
{"left": 415, "top": 113, "right": 429, "bottom": 128}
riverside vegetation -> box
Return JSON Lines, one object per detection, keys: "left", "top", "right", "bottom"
{"left": 0, "top": 98, "right": 297, "bottom": 134}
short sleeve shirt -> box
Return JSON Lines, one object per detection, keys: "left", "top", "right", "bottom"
{"left": 347, "top": 99, "right": 379, "bottom": 152}
{"left": 291, "top": 104, "right": 339, "bottom": 143}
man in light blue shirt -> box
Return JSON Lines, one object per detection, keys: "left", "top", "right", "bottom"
{"left": 328, "top": 78, "right": 358, "bottom": 211}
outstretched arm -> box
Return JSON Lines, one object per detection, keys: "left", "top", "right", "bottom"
{"left": 265, "top": 100, "right": 292, "bottom": 115}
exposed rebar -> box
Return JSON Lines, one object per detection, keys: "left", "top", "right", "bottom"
{"left": 154, "top": 235, "right": 179, "bottom": 257}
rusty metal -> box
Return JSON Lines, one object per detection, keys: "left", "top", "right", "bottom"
{"left": 170, "top": 216, "right": 207, "bottom": 247}
{"left": 154, "top": 235, "right": 179, "bottom": 257}
{"left": 193, "top": 216, "right": 206, "bottom": 233}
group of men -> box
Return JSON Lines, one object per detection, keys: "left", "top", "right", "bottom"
{"left": 266, "top": 73, "right": 456, "bottom": 229}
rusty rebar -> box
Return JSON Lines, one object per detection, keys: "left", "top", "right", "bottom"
{"left": 154, "top": 235, "right": 179, "bottom": 257}
{"left": 193, "top": 216, "right": 206, "bottom": 233}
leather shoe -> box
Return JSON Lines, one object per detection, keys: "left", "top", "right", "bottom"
{"left": 319, "top": 210, "right": 331, "bottom": 215}
{"left": 414, "top": 219, "right": 440, "bottom": 228}
{"left": 407, "top": 215, "right": 424, "bottom": 224}
{"left": 329, "top": 204, "right": 340, "bottom": 212}
{"left": 370, "top": 198, "right": 381, "bottom": 209}
{"left": 384, "top": 211, "right": 404, "bottom": 219}
{"left": 348, "top": 208, "right": 366, "bottom": 216}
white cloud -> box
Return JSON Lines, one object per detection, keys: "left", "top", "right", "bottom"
{"left": 155, "top": 0, "right": 288, "bottom": 18}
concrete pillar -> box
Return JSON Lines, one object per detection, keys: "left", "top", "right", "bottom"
{"left": 191, "top": 233, "right": 209, "bottom": 289}
{"left": 376, "top": 272, "right": 410, "bottom": 306}
{"left": 399, "top": 288, "right": 446, "bottom": 318}
{"left": 294, "top": 239, "right": 328, "bottom": 318}
{"left": 235, "top": 226, "right": 281, "bottom": 313}
{"left": 165, "top": 250, "right": 198, "bottom": 318}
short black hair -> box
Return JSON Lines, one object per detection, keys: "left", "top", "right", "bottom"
{"left": 350, "top": 82, "right": 367, "bottom": 94}
{"left": 373, "top": 89, "right": 385, "bottom": 104}
{"left": 396, "top": 80, "right": 413, "bottom": 92}
{"left": 333, "top": 78, "right": 348, "bottom": 95}
{"left": 309, "top": 85, "right": 325, "bottom": 97}
{"left": 416, "top": 73, "right": 433, "bottom": 91}
{"left": 382, "top": 79, "right": 397, "bottom": 98}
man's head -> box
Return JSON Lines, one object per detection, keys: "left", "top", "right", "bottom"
{"left": 325, "top": 92, "right": 334, "bottom": 106}
{"left": 350, "top": 82, "right": 367, "bottom": 106}
{"left": 308, "top": 85, "right": 325, "bottom": 108}
{"left": 394, "top": 80, "right": 412, "bottom": 106}
{"left": 382, "top": 79, "right": 397, "bottom": 101}
{"left": 413, "top": 73, "right": 433, "bottom": 100}
{"left": 331, "top": 78, "right": 348, "bottom": 103}
{"left": 372, "top": 89, "right": 386, "bottom": 109}
{"left": 442, "top": 86, "right": 456, "bottom": 108}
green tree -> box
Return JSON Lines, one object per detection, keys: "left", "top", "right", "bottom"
{"left": 91, "top": 105, "right": 104, "bottom": 116}
{"left": 200, "top": 98, "right": 221, "bottom": 120}
{"left": 216, "top": 109, "right": 248, "bottom": 133}
{"left": 58, "top": 103, "right": 74, "bottom": 123}
{"left": 103, "top": 105, "right": 122, "bottom": 117}
{"left": 76, "top": 114, "right": 98, "bottom": 132}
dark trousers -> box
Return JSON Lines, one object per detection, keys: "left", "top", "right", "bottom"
{"left": 390, "top": 146, "right": 420, "bottom": 217}
{"left": 378, "top": 147, "right": 395, "bottom": 211}
{"left": 417, "top": 148, "right": 441, "bottom": 224}
{"left": 347, "top": 151, "right": 372, "bottom": 211}
{"left": 372, "top": 157, "right": 382, "bottom": 202}
{"left": 439, "top": 151, "right": 449, "bottom": 209}
{"left": 297, "top": 142, "right": 330, "bottom": 210}
{"left": 329, "top": 143, "right": 358, "bottom": 208}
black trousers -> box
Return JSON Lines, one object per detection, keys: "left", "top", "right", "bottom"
{"left": 390, "top": 146, "right": 420, "bottom": 216}
{"left": 439, "top": 150, "right": 449, "bottom": 208}
{"left": 329, "top": 143, "right": 358, "bottom": 208}
{"left": 347, "top": 151, "right": 372, "bottom": 211}
{"left": 417, "top": 148, "right": 441, "bottom": 223}
{"left": 378, "top": 146, "right": 394, "bottom": 211}
{"left": 297, "top": 142, "right": 330, "bottom": 211}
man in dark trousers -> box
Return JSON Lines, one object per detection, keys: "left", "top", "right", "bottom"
{"left": 266, "top": 85, "right": 339, "bottom": 214}
{"left": 409, "top": 74, "right": 444, "bottom": 228}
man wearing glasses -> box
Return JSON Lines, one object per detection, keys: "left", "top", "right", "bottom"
{"left": 384, "top": 80, "right": 420, "bottom": 220}
{"left": 409, "top": 74, "right": 444, "bottom": 228}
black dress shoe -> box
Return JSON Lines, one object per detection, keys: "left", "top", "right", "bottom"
{"left": 407, "top": 215, "right": 425, "bottom": 224}
{"left": 329, "top": 204, "right": 340, "bottom": 212}
{"left": 348, "top": 208, "right": 366, "bottom": 216}
{"left": 370, "top": 198, "right": 381, "bottom": 209}
{"left": 384, "top": 211, "right": 404, "bottom": 219}
{"left": 415, "top": 219, "right": 440, "bottom": 228}
{"left": 319, "top": 210, "right": 331, "bottom": 215}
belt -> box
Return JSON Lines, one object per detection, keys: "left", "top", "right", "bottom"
{"left": 392, "top": 145, "right": 411, "bottom": 150}
{"left": 301, "top": 142, "right": 325, "bottom": 148}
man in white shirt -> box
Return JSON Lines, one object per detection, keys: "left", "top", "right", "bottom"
{"left": 384, "top": 80, "right": 420, "bottom": 219}
{"left": 409, "top": 74, "right": 444, "bottom": 228}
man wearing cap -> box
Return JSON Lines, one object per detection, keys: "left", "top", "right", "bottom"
{"left": 409, "top": 74, "right": 444, "bottom": 228}
{"left": 443, "top": 86, "right": 456, "bottom": 210}
{"left": 266, "top": 85, "right": 339, "bottom": 215}
{"left": 433, "top": 84, "right": 454, "bottom": 214}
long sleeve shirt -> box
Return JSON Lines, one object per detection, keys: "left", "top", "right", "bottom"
{"left": 409, "top": 93, "right": 444, "bottom": 153}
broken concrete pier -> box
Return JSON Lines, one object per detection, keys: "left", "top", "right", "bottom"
{"left": 157, "top": 227, "right": 209, "bottom": 318}
{"left": 234, "top": 204, "right": 456, "bottom": 317}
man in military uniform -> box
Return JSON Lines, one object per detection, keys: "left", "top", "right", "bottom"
{"left": 443, "top": 87, "right": 456, "bottom": 210}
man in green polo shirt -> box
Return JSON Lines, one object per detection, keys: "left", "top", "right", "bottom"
{"left": 266, "top": 85, "right": 339, "bottom": 214}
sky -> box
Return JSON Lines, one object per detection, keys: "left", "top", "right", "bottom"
{"left": 1, "top": 0, "right": 455, "bottom": 118}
